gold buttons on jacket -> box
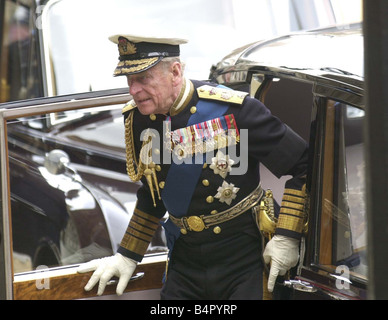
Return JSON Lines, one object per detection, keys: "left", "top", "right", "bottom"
{"left": 210, "top": 210, "right": 218, "bottom": 215}
{"left": 150, "top": 114, "right": 156, "bottom": 121}
{"left": 206, "top": 196, "right": 214, "bottom": 203}
{"left": 159, "top": 181, "right": 165, "bottom": 189}
{"left": 213, "top": 226, "right": 221, "bottom": 234}
{"left": 202, "top": 179, "right": 209, "bottom": 187}
{"left": 180, "top": 229, "right": 187, "bottom": 235}
{"left": 190, "top": 106, "right": 197, "bottom": 114}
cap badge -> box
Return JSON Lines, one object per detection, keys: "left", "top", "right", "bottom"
{"left": 118, "top": 38, "right": 137, "bottom": 56}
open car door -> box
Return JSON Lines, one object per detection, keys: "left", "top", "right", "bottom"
{"left": 0, "top": 89, "right": 167, "bottom": 300}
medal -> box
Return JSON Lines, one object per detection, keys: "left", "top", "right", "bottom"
{"left": 164, "top": 114, "right": 240, "bottom": 158}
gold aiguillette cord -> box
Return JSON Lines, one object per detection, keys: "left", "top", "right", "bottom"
{"left": 144, "top": 162, "right": 161, "bottom": 207}
{"left": 125, "top": 114, "right": 161, "bottom": 207}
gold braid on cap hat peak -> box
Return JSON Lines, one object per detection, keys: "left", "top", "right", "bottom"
{"left": 124, "top": 110, "right": 160, "bottom": 206}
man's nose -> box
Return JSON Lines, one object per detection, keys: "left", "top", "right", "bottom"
{"left": 129, "top": 82, "right": 141, "bottom": 96}
{"left": 128, "top": 78, "right": 142, "bottom": 96}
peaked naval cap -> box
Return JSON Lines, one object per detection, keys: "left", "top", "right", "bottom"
{"left": 109, "top": 34, "right": 188, "bottom": 76}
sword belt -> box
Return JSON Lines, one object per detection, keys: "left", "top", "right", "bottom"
{"left": 169, "top": 184, "right": 264, "bottom": 233}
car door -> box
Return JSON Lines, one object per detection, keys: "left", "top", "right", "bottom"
{"left": 288, "top": 84, "right": 367, "bottom": 300}
{"left": 0, "top": 90, "right": 167, "bottom": 300}
{"left": 248, "top": 71, "right": 367, "bottom": 300}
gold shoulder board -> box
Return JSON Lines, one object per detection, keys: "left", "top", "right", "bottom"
{"left": 197, "top": 85, "right": 248, "bottom": 105}
{"left": 122, "top": 99, "right": 137, "bottom": 114}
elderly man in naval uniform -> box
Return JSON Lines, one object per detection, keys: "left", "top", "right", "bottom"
{"left": 77, "top": 34, "right": 308, "bottom": 300}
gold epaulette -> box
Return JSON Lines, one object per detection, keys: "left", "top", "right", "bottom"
{"left": 122, "top": 99, "right": 137, "bottom": 114}
{"left": 197, "top": 85, "right": 248, "bottom": 105}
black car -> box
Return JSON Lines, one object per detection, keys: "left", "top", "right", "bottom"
{"left": 1, "top": 14, "right": 366, "bottom": 299}
{"left": 210, "top": 23, "right": 366, "bottom": 300}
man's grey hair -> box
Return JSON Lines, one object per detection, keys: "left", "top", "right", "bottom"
{"left": 159, "top": 57, "right": 185, "bottom": 74}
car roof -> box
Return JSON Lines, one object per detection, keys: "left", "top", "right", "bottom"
{"left": 212, "top": 23, "right": 363, "bottom": 93}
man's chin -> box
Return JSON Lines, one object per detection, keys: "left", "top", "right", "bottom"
{"left": 137, "top": 103, "right": 155, "bottom": 116}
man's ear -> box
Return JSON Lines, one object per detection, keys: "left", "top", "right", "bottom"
{"left": 171, "top": 62, "right": 183, "bottom": 85}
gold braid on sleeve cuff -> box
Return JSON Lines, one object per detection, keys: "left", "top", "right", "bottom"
{"left": 119, "top": 208, "right": 160, "bottom": 258}
{"left": 275, "top": 186, "right": 308, "bottom": 238}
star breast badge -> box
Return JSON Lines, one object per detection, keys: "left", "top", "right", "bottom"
{"left": 214, "top": 181, "right": 240, "bottom": 205}
{"left": 210, "top": 150, "right": 234, "bottom": 179}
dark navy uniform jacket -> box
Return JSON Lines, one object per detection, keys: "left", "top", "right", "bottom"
{"left": 118, "top": 79, "right": 308, "bottom": 262}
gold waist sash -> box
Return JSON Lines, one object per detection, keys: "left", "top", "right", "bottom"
{"left": 169, "top": 184, "right": 264, "bottom": 233}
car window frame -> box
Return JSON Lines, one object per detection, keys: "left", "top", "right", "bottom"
{"left": 298, "top": 84, "right": 367, "bottom": 299}
{"left": 0, "top": 89, "right": 167, "bottom": 299}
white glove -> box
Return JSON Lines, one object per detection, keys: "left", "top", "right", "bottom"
{"left": 263, "top": 235, "right": 299, "bottom": 292}
{"left": 77, "top": 253, "right": 137, "bottom": 296}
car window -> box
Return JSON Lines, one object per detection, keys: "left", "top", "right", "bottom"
{"left": 319, "top": 100, "right": 366, "bottom": 281}
{"left": 259, "top": 77, "right": 312, "bottom": 142}
{"left": 7, "top": 103, "right": 167, "bottom": 274}
{"left": 252, "top": 76, "right": 313, "bottom": 202}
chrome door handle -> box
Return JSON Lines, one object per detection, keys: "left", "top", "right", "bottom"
{"left": 107, "top": 272, "right": 145, "bottom": 285}
{"left": 283, "top": 279, "right": 317, "bottom": 293}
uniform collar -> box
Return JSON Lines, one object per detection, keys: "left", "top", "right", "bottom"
{"left": 169, "top": 78, "right": 194, "bottom": 116}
